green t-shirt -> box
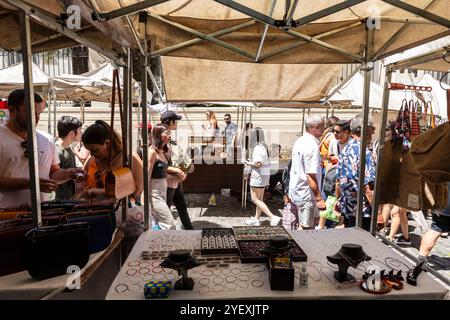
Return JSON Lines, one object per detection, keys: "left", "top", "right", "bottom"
{"left": 55, "top": 142, "right": 76, "bottom": 200}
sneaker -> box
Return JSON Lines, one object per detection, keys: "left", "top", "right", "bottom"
{"left": 245, "top": 217, "right": 260, "bottom": 226}
{"left": 395, "top": 235, "right": 411, "bottom": 245}
{"left": 270, "top": 216, "right": 281, "bottom": 226}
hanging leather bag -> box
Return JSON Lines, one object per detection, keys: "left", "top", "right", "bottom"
{"left": 104, "top": 69, "right": 135, "bottom": 200}
{"left": 410, "top": 122, "right": 450, "bottom": 184}
{"left": 380, "top": 140, "right": 448, "bottom": 211}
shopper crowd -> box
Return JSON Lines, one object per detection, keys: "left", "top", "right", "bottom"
{"left": 0, "top": 89, "right": 448, "bottom": 266}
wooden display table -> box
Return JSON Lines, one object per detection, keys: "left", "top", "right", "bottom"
{"left": 106, "top": 228, "right": 448, "bottom": 300}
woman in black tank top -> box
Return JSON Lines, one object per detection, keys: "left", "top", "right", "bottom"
{"left": 148, "top": 124, "right": 176, "bottom": 230}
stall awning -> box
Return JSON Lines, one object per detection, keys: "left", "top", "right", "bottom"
{"left": 161, "top": 56, "right": 342, "bottom": 103}
{"left": 1, "top": 1, "right": 448, "bottom": 65}
{"left": 0, "top": 61, "right": 50, "bottom": 97}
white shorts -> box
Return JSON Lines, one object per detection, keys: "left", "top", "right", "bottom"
{"left": 293, "top": 201, "right": 318, "bottom": 228}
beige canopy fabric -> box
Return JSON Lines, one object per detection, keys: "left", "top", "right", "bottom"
{"left": 91, "top": 0, "right": 450, "bottom": 64}
{"left": 161, "top": 56, "right": 342, "bottom": 102}
{"left": 0, "top": 1, "right": 448, "bottom": 64}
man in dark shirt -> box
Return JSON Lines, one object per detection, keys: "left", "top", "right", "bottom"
{"left": 55, "top": 116, "right": 83, "bottom": 200}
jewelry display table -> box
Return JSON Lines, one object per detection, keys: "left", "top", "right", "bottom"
{"left": 106, "top": 228, "right": 448, "bottom": 300}
{"left": 0, "top": 230, "right": 124, "bottom": 300}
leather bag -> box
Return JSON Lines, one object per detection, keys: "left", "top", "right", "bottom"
{"left": 23, "top": 222, "right": 91, "bottom": 279}
{"left": 380, "top": 140, "right": 448, "bottom": 211}
{"left": 410, "top": 122, "right": 450, "bottom": 184}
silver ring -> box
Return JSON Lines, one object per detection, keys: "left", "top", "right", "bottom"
{"left": 236, "top": 280, "right": 248, "bottom": 289}
{"left": 198, "top": 286, "right": 210, "bottom": 295}
{"left": 238, "top": 274, "right": 250, "bottom": 282}
{"left": 252, "top": 265, "right": 265, "bottom": 272}
{"left": 222, "top": 268, "right": 231, "bottom": 275}
{"left": 231, "top": 268, "right": 241, "bottom": 275}
{"left": 225, "top": 282, "right": 237, "bottom": 290}
{"left": 213, "top": 277, "right": 224, "bottom": 285}
{"left": 225, "top": 275, "right": 237, "bottom": 283}
{"left": 212, "top": 285, "right": 224, "bottom": 293}
{"left": 139, "top": 268, "right": 150, "bottom": 275}
{"left": 152, "top": 267, "right": 163, "bottom": 274}
{"left": 128, "top": 261, "right": 140, "bottom": 267}
{"left": 252, "top": 280, "right": 264, "bottom": 288}
{"left": 114, "top": 284, "right": 129, "bottom": 293}
{"left": 126, "top": 269, "right": 137, "bottom": 276}
{"left": 199, "top": 278, "right": 211, "bottom": 286}
{"left": 201, "top": 270, "right": 213, "bottom": 277}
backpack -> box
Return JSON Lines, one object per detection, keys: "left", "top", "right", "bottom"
{"left": 323, "top": 166, "right": 337, "bottom": 197}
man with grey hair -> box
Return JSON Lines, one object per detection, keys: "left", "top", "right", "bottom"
{"left": 288, "top": 114, "right": 326, "bottom": 230}
{"left": 335, "top": 114, "right": 376, "bottom": 231}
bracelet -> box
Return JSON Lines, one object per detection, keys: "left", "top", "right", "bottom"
{"left": 199, "top": 278, "right": 211, "bottom": 286}
{"left": 114, "top": 284, "right": 129, "bottom": 293}
{"left": 251, "top": 280, "right": 264, "bottom": 288}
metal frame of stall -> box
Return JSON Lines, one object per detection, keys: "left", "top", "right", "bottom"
{"left": 12, "top": 1, "right": 450, "bottom": 241}
{"left": 371, "top": 46, "right": 450, "bottom": 287}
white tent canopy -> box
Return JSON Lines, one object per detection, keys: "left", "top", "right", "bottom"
{"left": 327, "top": 72, "right": 405, "bottom": 110}
{"left": 0, "top": 61, "right": 50, "bottom": 97}
{"left": 53, "top": 63, "right": 141, "bottom": 102}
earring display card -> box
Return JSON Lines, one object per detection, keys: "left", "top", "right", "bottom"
{"left": 200, "top": 228, "right": 239, "bottom": 255}
{"left": 232, "top": 226, "right": 292, "bottom": 241}
{"left": 237, "top": 240, "right": 307, "bottom": 264}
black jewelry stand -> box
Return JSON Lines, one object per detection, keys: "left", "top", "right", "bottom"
{"left": 334, "top": 263, "right": 355, "bottom": 283}
{"left": 174, "top": 269, "right": 194, "bottom": 290}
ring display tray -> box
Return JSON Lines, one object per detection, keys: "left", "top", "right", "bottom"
{"left": 232, "top": 226, "right": 307, "bottom": 263}
{"left": 200, "top": 228, "right": 239, "bottom": 255}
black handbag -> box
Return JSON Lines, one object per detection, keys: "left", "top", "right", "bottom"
{"left": 67, "top": 209, "right": 116, "bottom": 254}
{"left": 0, "top": 219, "right": 33, "bottom": 277}
{"left": 23, "top": 222, "right": 91, "bottom": 280}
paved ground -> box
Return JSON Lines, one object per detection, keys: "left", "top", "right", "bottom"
{"left": 170, "top": 192, "right": 450, "bottom": 290}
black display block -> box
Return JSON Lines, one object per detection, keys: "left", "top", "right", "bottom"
{"left": 268, "top": 258, "right": 295, "bottom": 291}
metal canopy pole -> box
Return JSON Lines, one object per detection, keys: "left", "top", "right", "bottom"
{"left": 241, "top": 106, "right": 248, "bottom": 209}
{"left": 122, "top": 54, "right": 130, "bottom": 225}
{"left": 53, "top": 92, "right": 57, "bottom": 139}
{"left": 294, "top": 0, "right": 366, "bottom": 27}
{"left": 213, "top": 0, "right": 277, "bottom": 26}
{"left": 20, "top": 11, "right": 41, "bottom": 227}
{"left": 127, "top": 48, "right": 134, "bottom": 175}
{"left": 356, "top": 28, "right": 374, "bottom": 228}
{"left": 371, "top": 66, "right": 393, "bottom": 235}
{"left": 373, "top": 0, "right": 438, "bottom": 60}
{"left": 140, "top": 12, "right": 150, "bottom": 231}
{"left": 150, "top": 13, "right": 256, "bottom": 60}
{"left": 381, "top": 0, "right": 450, "bottom": 28}
{"left": 3, "top": 0, "right": 120, "bottom": 62}
{"left": 301, "top": 108, "right": 306, "bottom": 135}
{"left": 47, "top": 87, "right": 52, "bottom": 135}
{"left": 255, "top": 0, "right": 276, "bottom": 62}
{"left": 146, "top": 66, "right": 164, "bottom": 102}
{"left": 94, "top": 0, "right": 169, "bottom": 21}
{"left": 150, "top": 21, "right": 255, "bottom": 58}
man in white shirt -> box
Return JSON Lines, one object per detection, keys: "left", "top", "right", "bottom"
{"left": 0, "top": 89, "right": 86, "bottom": 208}
{"left": 288, "top": 114, "right": 326, "bottom": 229}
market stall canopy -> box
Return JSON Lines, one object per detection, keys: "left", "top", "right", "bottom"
{"left": 53, "top": 62, "right": 141, "bottom": 102}
{"left": 161, "top": 57, "right": 342, "bottom": 103}
{"left": 0, "top": 61, "right": 50, "bottom": 97}
{"left": 327, "top": 72, "right": 406, "bottom": 110}
{"left": 90, "top": 0, "right": 450, "bottom": 64}
{"left": 1, "top": 1, "right": 448, "bottom": 65}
